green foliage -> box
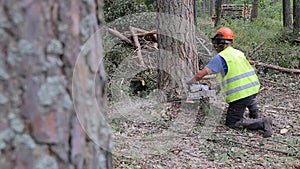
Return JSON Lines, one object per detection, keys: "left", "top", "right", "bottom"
{"left": 104, "top": 0, "right": 154, "bottom": 23}
{"left": 199, "top": 0, "right": 300, "bottom": 71}
{"left": 223, "top": 18, "right": 282, "bottom": 51}
{"left": 104, "top": 43, "right": 132, "bottom": 75}
{"left": 258, "top": 0, "right": 282, "bottom": 20}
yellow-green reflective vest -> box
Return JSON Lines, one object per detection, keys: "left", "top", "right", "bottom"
{"left": 217, "top": 46, "right": 260, "bottom": 103}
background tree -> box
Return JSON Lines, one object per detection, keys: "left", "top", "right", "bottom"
{"left": 251, "top": 0, "right": 259, "bottom": 21}
{"left": 202, "top": 0, "right": 207, "bottom": 19}
{"left": 209, "top": 0, "right": 215, "bottom": 17}
{"left": 195, "top": 0, "right": 198, "bottom": 26}
{"left": 283, "top": 0, "right": 293, "bottom": 28}
{"left": 104, "top": 0, "right": 153, "bottom": 22}
{"left": 215, "top": 0, "right": 222, "bottom": 27}
{"left": 157, "top": 0, "right": 199, "bottom": 100}
{"left": 0, "top": 0, "right": 112, "bottom": 169}
{"left": 293, "top": 0, "right": 300, "bottom": 33}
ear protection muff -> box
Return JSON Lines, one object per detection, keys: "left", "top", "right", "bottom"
{"left": 212, "top": 32, "right": 232, "bottom": 49}
{"left": 218, "top": 43, "right": 225, "bottom": 48}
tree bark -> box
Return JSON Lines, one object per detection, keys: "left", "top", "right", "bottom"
{"left": 208, "top": 0, "right": 212, "bottom": 17}
{"left": 293, "top": 0, "right": 300, "bottom": 33}
{"left": 0, "top": 0, "right": 112, "bottom": 169}
{"left": 283, "top": 0, "right": 293, "bottom": 29}
{"left": 202, "top": 0, "right": 207, "bottom": 19}
{"left": 215, "top": 0, "right": 222, "bottom": 27}
{"left": 157, "top": 0, "right": 199, "bottom": 101}
{"left": 211, "top": 0, "right": 215, "bottom": 18}
{"left": 250, "top": 0, "right": 259, "bottom": 21}
{"left": 194, "top": 0, "right": 198, "bottom": 26}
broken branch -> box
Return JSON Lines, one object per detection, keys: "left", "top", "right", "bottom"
{"left": 247, "top": 41, "right": 266, "bottom": 58}
{"left": 108, "top": 28, "right": 133, "bottom": 45}
{"left": 264, "top": 105, "right": 300, "bottom": 113}
{"left": 249, "top": 60, "right": 300, "bottom": 74}
{"left": 247, "top": 41, "right": 300, "bottom": 74}
{"left": 129, "top": 26, "right": 145, "bottom": 66}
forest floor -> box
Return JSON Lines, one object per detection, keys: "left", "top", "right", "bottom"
{"left": 109, "top": 72, "right": 300, "bottom": 169}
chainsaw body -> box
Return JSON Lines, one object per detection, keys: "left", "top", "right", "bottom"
{"left": 186, "top": 83, "right": 216, "bottom": 102}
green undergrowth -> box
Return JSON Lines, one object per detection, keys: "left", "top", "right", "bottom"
{"left": 199, "top": 17, "right": 300, "bottom": 72}
{"left": 104, "top": 0, "right": 154, "bottom": 23}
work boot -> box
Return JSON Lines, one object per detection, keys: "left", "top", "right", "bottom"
{"left": 263, "top": 117, "right": 273, "bottom": 138}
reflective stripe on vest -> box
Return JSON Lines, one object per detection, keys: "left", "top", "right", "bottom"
{"left": 221, "top": 71, "right": 256, "bottom": 87}
{"left": 225, "top": 81, "right": 260, "bottom": 96}
{"left": 218, "top": 46, "right": 260, "bottom": 103}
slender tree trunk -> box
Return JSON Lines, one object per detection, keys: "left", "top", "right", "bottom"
{"left": 194, "top": 0, "right": 198, "bottom": 26}
{"left": 215, "top": 0, "right": 222, "bottom": 27}
{"left": 211, "top": 0, "right": 215, "bottom": 18}
{"left": 208, "top": 0, "right": 212, "bottom": 17}
{"left": 0, "top": 0, "right": 112, "bottom": 169}
{"left": 251, "top": 0, "right": 259, "bottom": 21}
{"left": 157, "top": 0, "right": 199, "bottom": 101}
{"left": 293, "top": 0, "right": 300, "bottom": 33}
{"left": 283, "top": 0, "right": 293, "bottom": 29}
{"left": 203, "top": 0, "right": 206, "bottom": 19}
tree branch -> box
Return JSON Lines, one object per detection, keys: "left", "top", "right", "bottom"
{"left": 108, "top": 28, "right": 133, "bottom": 45}
{"left": 247, "top": 41, "right": 300, "bottom": 74}
{"left": 129, "top": 26, "right": 145, "bottom": 66}
{"left": 247, "top": 41, "right": 266, "bottom": 58}
{"left": 249, "top": 60, "right": 300, "bottom": 73}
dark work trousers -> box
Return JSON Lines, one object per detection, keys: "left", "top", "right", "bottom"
{"left": 225, "top": 94, "right": 264, "bottom": 130}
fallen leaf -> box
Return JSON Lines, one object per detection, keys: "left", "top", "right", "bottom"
{"left": 141, "top": 80, "right": 145, "bottom": 86}
{"left": 258, "top": 157, "right": 264, "bottom": 163}
{"left": 280, "top": 128, "right": 288, "bottom": 134}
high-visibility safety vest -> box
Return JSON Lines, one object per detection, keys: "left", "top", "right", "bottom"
{"left": 217, "top": 46, "right": 260, "bottom": 103}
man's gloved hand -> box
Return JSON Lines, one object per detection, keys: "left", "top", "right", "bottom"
{"left": 186, "top": 77, "right": 196, "bottom": 85}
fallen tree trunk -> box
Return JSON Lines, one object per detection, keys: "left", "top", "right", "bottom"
{"left": 247, "top": 41, "right": 300, "bottom": 74}
{"left": 249, "top": 60, "right": 300, "bottom": 74}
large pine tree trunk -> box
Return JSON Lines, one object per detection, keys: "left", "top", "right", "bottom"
{"left": 157, "top": 0, "right": 199, "bottom": 101}
{"left": 0, "top": 0, "right": 112, "bottom": 169}
{"left": 283, "top": 0, "right": 293, "bottom": 29}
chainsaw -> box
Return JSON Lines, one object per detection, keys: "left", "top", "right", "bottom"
{"left": 186, "top": 83, "right": 217, "bottom": 102}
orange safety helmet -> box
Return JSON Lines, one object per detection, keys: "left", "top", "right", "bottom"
{"left": 211, "top": 27, "right": 234, "bottom": 48}
{"left": 214, "top": 27, "right": 234, "bottom": 40}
